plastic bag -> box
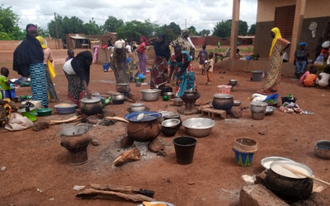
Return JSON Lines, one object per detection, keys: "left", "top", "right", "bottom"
{"left": 265, "top": 93, "right": 278, "bottom": 102}
{"left": 47, "top": 60, "right": 56, "bottom": 80}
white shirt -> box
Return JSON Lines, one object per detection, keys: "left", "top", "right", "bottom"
{"left": 126, "top": 45, "right": 132, "bottom": 53}
{"left": 318, "top": 72, "right": 330, "bottom": 87}
{"left": 63, "top": 59, "right": 76, "bottom": 75}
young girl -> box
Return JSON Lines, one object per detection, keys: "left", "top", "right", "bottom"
{"left": 316, "top": 65, "right": 330, "bottom": 87}
{"left": 301, "top": 65, "right": 317, "bottom": 87}
{"left": 206, "top": 52, "right": 214, "bottom": 85}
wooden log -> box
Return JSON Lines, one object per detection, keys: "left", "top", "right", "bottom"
{"left": 113, "top": 147, "right": 140, "bottom": 166}
{"left": 76, "top": 188, "right": 155, "bottom": 202}
{"left": 90, "top": 184, "right": 154, "bottom": 198}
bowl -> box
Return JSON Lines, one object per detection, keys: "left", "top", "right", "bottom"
{"left": 261, "top": 156, "right": 295, "bottom": 170}
{"left": 314, "top": 140, "right": 330, "bottom": 159}
{"left": 36, "top": 108, "right": 53, "bottom": 116}
{"left": 161, "top": 119, "right": 180, "bottom": 137}
{"left": 164, "top": 92, "right": 175, "bottom": 99}
{"left": 233, "top": 100, "right": 241, "bottom": 106}
{"left": 130, "top": 103, "right": 146, "bottom": 112}
{"left": 172, "top": 98, "right": 183, "bottom": 106}
{"left": 265, "top": 106, "right": 276, "bottom": 115}
{"left": 140, "top": 89, "right": 161, "bottom": 101}
{"left": 134, "top": 78, "right": 145, "bottom": 83}
{"left": 54, "top": 103, "right": 77, "bottom": 114}
{"left": 182, "top": 118, "right": 215, "bottom": 138}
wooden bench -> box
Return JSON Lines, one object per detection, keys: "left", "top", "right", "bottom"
{"left": 201, "top": 108, "right": 226, "bottom": 119}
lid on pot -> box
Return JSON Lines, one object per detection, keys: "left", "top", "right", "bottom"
{"left": 125, "top": 111, "right": 161, "bottom": 122}
{"left": 80, "top": 97, "right": 101, "bottom": 103}
{"left": 270, "top": 160, "right": 313, "bottom": 179}
{"left": 213, "top": 94, "right": 233, "bottom": 99}
{"left": 131, "top": 103, "right": 145, "bottom": 107}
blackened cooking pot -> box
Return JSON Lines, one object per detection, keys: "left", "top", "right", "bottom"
{"left": 212, "top": 94, "right": 234, "bottom": 110}
{"left": 160, "top": 86, "right": 173, "bottom": 96}
{"left": 80, "top": 97, "right": 103, "bottom": 115}
{"left": 265, "top": 160, "right": 313, "bottom": 202}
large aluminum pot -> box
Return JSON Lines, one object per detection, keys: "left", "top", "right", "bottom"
{"left": 265, "top": 160, "right": 313, "bottom": 202}
{"left": 111, "top": 93, "right": 126, "bottom": 104}
{"left": 140, "top": 89, "right": 161, "bottom": 101}
{"left": 130, "top": 103, "right": 146, "bottom": 112}
{"left": 80, "top": 97, "right": 103, "bottom": 115}
{"left": 250, "top": 101, "right": 268, "bottom": 113}
{"left": 212, "top": 94, "right": 234, "bottom": 110}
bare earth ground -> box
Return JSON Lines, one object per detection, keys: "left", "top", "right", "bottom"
{"left": 0, "top": 47, "right": 330, "bottom": 206}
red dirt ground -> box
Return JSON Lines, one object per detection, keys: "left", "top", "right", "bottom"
{"left": 0, "top": 47, "right": 330, "bottom": 206}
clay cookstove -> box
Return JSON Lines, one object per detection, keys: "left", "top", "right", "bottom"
{"left": 60, "top": 125, "right": 91, "bottom": 165}
{"left": 178, "top": 90, "right": 200, "bottom": 114}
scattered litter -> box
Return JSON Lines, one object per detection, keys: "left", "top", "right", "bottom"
{"left": 241, "top": 174, "right": 256, "bottom": 184}
{"left": 49, "top": 198, "right": 54, "bottom": 201}
{"left": 1, "top": 166, "right": 6, "bottom": 171}
{"left": 37, "top": 188, "right": 43, "bottom": 193}
{"left": 73, "top": 185, "right": 85, "bottom": 191}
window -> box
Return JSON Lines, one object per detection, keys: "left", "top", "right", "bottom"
{"left": 274, "top": 5, "right": 296, "bottom": 38}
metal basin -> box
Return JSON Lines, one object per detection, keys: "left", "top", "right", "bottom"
{"left": 130, "top": 103, "right": 146, "bottom": 112}
{"left": 111, "top": 93, "right": 126, "bottom": 104}
{"left": 161, "top": 119, "right": 180, "bottom": 137}
{"left": 250, "top": 101, "right": 268, "bottom": 113}
{"left": 314, "top": 140, "right": 330, "bottom": 159}
{"left": 172, "top": 98, "right": 183, "bottom": 106}
{"left": 140, "top": 89, "right": 161, "bottom": 101}
{"left": 182, "top": 118, "right": 215, "bottom": 138}
{"left": 164, "top": 92, "right": 175, "bottom": 99}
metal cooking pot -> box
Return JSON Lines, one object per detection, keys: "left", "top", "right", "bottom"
{"left": 130, "top": 103, "right": 146, "bottom": 112}
{"left": 163, "top": 114, "right": 182, "bottom": 127}
{"left": 250, "top": 101, "right": 268, "bottom": 113}
{"left": 160, "top": 86, "right": 173, "bottom": 96}
{"left": 79, "top": 97, "right": 103, "bottom": 115}
{"left": 172, "top": 98, "right": 183, "bottom": 106}
{"left": 265, "top": 160, "right": 313, "bottom": 202}
{"left": 116, "top": 83, "right": 131, "bottom": 94}
{"left": 140, "top": 89, "right": 161, "bottom": 102}
{"left": 111, "top": 93, "right": 126, "bottom": 104}
{"left": 228, "top": 79, "right": 238, "bottom": 86}
{"left": 212, "top": 94, "right": 234, "bottom": 110}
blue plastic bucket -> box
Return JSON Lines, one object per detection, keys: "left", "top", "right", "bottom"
{"left": 103, "top": 63, "right": 109, "bottom": 72}
{"left": 232, "top": 148, "right": 256, "bottom": 167}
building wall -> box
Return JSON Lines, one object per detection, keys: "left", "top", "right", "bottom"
{"left": 0, "top": 39, "right": 63, "bottom": 51}
{"left": 255, "top": 0, "right": 330, "bottom": 59}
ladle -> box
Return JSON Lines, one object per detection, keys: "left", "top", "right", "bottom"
{"left": 155, "top": 81, "right": 167, "bottom": 89}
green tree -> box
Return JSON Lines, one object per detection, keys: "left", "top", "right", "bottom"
{"left": 248, "top": 23, "right": 256, "bottom": 35}
{"left": 199, "top": 29, "right": 211, "bottom": 36}
{"left": 103, "top": 16, "right": 124, "bottom": 32}
{"left": 213, "top": 20, "right": 231, "bottom": 38}
{"left": 188, "top": 26, "right": 198, "bottom": 36}
{"left": 83, "top": 18, "right": 103, "bottom": 35}
{"left": 0, "top": 5, "right": 25, "bottom": 40}
{"left": 239, "top": 20, "right": 248, "bottom": 36}
{"left": 116, "top": 20, "right": 156, "bottom": 41}
{"left": 168, "top": 22, "right": 181, "bottom": 36}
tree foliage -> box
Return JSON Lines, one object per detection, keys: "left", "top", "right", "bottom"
{"left": 248, "top": 23, "right": 256, "bottom": 35}
{"left": 213, "top": 19, "right": 249, "bottom": 38}
{"left": 103, "top": 16, "right": 124, "bottom": 33}
{"left": 188, "top": 26, "right": 198, "bottom": 36}
{"left": 199, "top": 29, "right": 211, "bottom": 36}
{"left": 0, "top": 5, "right": 25, "bottom": 40}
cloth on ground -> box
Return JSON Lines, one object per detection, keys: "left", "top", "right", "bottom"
{"left": 279, "top": 102, "right": 313, "bottom": 114}
{"left": 5, "top": 113, "right": 33, "bottom": 131}
{"left": 251, "top": 93, "right": 267, "bottom": 102}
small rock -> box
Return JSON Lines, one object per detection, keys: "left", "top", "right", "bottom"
{"left": 1, "top": 166, "right": 6, "bottom": 171}
{"left": 49, "top": 198, "right": 54, "bottom": 201}
{"left": 258, "top": 132, "right": 265, "bottom": 135}
{"left": 188, "top": 182, "right": 195, "bottom": 185}
{"left": 91, "top": 139, "right": 100, "bottom": 146}
{"left": 148, "top": 138, "right": 164, "bottom": 152}
{"left": 73, "top": 185, "right": 85, "bottom": 191}
{"left": 120, "top": 135, "right": 134, "bottom": 148}
{"left": 157, "top": 150, "right": 166, "bottom": 157}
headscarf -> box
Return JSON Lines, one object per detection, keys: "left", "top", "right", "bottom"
{"left": 269, "top": 27, "right": 282, "bottom": 56}
{"left": 181, "top": 29, "right": 190, "bottom": 38}
{"left": 140, "top": 35, "right": 148, "bottom": 44}
{"left": 153, "top": 34, "right": 170, "bottom": 60}
{"left": 36, "top": 36, "right": 47, "bottom": 49}
{"left": 71, "top": 51, "right": 92, "bottom": 85}
{"left": 13, "top": 24, "right": 44, "bottom": 77}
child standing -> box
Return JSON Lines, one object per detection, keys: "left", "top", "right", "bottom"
{"left": 196, "top": 44, "right": 208, "bottom": 75}
{"left": 206, "top": 52, "right": 214, "bottom": 85}
{"left": 0, "top": 67, "right": 17, "bottom": 100}
{"left": 65, "top": 49, "right": 75, "bottom": 62}
{"left": 316, "top": 65, "right": 330, "bottom": 87}
{"left": 302, "top": 65, "right": 317, "bottom": 87}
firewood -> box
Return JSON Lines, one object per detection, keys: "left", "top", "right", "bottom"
{"left": 76, "top": 188, "right": 154, "bottom": 202}
{"left": 113, "top": 147, "right": 140, "bottom": 166}
{"left": 90, "top": 184, "right": 154, "bottom": 198}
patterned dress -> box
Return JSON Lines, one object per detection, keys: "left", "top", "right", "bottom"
{"left": 263, "top": 38, "right": 290, "bottom": 91}
{"left": 150, "top": 56, "right": 168, "bottom": 88}
{"left": 29, "top": 63, "right": 49, "bottom": 107}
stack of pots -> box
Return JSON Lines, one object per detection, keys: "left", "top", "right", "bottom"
{"left": 250, "top": 101, "right": 268, "bottom": 120}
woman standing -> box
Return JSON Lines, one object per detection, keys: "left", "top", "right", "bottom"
{"left": 36, "top": 36, "right": 60, "bottom": 102}
{"left": 171, "top": 29, "right": 195, "bottom": 54}
{"left": 258, "top": 27, "right": 290, "bottom": 94}
{"left": 149, "top": 34, "right": 171, "bottom": 89}
{"left": 13, "top": 24, "right": 49, "bottom": 108}
{"left": 168, "top": 45, "right": 196, "bottom": 98}
{"left": 137, "top": 36, "right": 148, "bottom": 75}
{"left": 63, "top": 51, "right": 93, "bottom": 104}
{"left": 110, "top": 39, "right": 132, "bottom": 83}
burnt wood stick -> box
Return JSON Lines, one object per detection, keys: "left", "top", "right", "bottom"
{"left": 76, "top": 188, "right": 155, "bottom": 202}
{"left": 90, "top": 184, "right": 155, "bottom": 198}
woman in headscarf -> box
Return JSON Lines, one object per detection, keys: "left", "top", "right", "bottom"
{"left": 148, "top": 34, "right": 171, "bottom": 89}
{"left": 170, "top": 29, "right": 195, "bottom": 54}
{"left": 136, "top": 35, "right": 148, "bottom": 75}
{"left": 110, "top": 39, "right": 132, "bottom": 83}
{"left": 63, "top": 51, "right": 93, "bottom": 104}
{"left": 257, "top": 27, "right": 290, "bottom": 95}
{"left": 168, "top": 45, "right": 196, "bottom": 98}
{"left": 36, "top": 36, "right": 60, "bottom": 102}
{"left": 13, "top": 24, "right": 49, "bottom": 108}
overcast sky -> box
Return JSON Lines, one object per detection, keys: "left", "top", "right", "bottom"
{"left": 3, "top": 0, "right": 257, "bottom": 32}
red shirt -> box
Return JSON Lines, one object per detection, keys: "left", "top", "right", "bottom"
{"left": 137, "top": 42, "right": 146, "bottom": 54}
